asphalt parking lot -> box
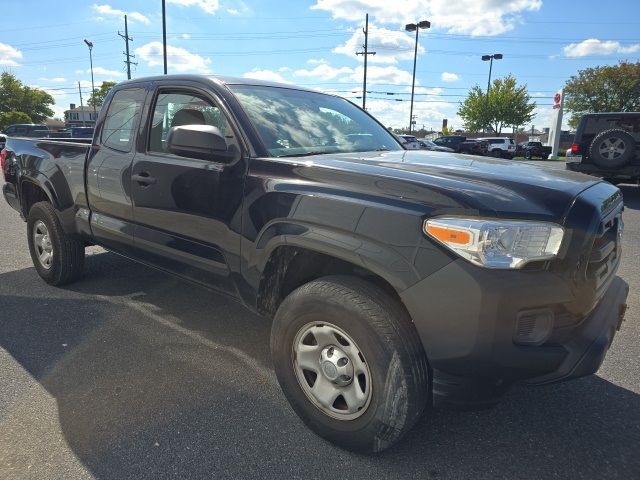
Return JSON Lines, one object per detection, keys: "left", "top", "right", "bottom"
{"left": 1, "top": 163, "right": 639, "bottom": 479}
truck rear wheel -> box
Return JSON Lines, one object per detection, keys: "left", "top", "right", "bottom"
{"left": 27, "top": 201, "right": 85, "bottom": 286}
{"left": 590, "top": 129, "right": 635, "bottom": 169}
{"left": 270, "top": 276, "right": 429, "bottom": 453}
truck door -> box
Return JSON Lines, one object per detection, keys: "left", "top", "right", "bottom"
{"left": 86, "top": 87, "right": 146, "bottom": 254}
{"left": 129, "top": 86, "right": 246, "bottom": 294}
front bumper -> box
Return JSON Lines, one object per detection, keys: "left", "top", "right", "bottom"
{"left": 400, "top": 260, "right": 628, "bottom": 407}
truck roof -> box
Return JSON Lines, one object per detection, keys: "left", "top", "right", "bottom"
{"left": 115, "top": 74, "right": 317, "bottom": 93}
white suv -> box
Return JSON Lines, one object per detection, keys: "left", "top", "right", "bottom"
{"left": 477, "top": 137, "right": 516, "bottom": 159}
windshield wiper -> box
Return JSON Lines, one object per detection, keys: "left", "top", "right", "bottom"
{"left": 277, "top": 151, "right": 328, "bottom": 158}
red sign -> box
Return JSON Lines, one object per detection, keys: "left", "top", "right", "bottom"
{"left": 553, "top": 92, "right": 561, "bottom": 109}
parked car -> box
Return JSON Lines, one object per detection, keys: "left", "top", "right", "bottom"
{"left": 519, "top": 141, "right": 552, "bottom": 159}
{"left": 478, "top": 137, "right": 516, "bottom": 158}
{"left": 2, "top": 75, "right": 629, "bottom": 453}
{"left": 566, "top": 112, "right": 640, "bottom": 184}
{"left": 0, "top": 133, "right": 6, "bottom": 151}
{"left": 2, "top": 124, "right": 50, "bottom": 138}
{"left": 418, "top": 139, "right": 455, "bottom": 152}
{"left": 398, "top": 134, "right": 421, "bottom": 149}
{"left": 459, "top": 139, "right": 489, "bottom": 156}
{"left": 433, "top": 135, "right": 467, "bottom": 152}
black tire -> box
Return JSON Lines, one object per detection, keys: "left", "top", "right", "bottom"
{"left": 271, "top": 276, "right": 430, "bottom": 453}
{"left": 27, "top": 201, "right": 85, "bottom": 285}
{"left": 525, "top": 150, "right": 533, "bottom": 160}
{"left": 589, "top": 129, "right": 635, "bottom": 169}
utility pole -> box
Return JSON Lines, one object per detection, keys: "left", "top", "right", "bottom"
{"left": 355, "top": 13, "right": 376, "bottom": 110}
{"left": 119, "top": 15, "right": 137, "bottom": 80}
{"left": 78, "top": 82, "right": 86, "bottom": 127}
{"left": 162, "top": 0, "right": 168, "bottom": 74}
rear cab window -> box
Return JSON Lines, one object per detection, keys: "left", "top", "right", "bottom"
{"left": 101, "top": 88, "right": 146, "bottom": 152}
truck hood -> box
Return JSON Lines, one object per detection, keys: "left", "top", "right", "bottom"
{"left": 304, "top": 150, "right": 603, "bottom": 222}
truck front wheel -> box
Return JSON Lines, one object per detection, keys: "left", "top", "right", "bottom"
{"left": 27, "top": 201, "right": 85, "bottom": 286}
{"left": 270, "top": 276, "right": 430, "bottom": 453}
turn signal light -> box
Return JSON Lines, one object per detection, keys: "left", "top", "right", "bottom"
{"left": 425, "top": 224, "right": 471, "bottom": 245}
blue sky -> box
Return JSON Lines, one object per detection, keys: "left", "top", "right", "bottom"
{"left": 1, "top": 0, "right": 639, "bottom": 131}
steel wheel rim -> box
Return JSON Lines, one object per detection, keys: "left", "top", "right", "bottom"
{"left": 292, "top": 322, "right": 372, "bottom": 420}
{"left": 599, "top": 138, "right": 625, "bottom": 160}
{"left": 33, "top": 220, "right": 53, "bottom": 269}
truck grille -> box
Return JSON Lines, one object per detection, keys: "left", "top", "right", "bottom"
{"left": 585, "top": 209, "right": 622, "bottom": 298}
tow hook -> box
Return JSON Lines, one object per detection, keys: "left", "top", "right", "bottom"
{"left": 617, "top": 304, "right": 628, "bottom": 331}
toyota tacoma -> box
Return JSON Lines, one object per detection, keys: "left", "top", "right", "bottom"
{"left": 1, "top": 75, "right": 629, "bottom": 453}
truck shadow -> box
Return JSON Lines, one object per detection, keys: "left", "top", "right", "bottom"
{"left": 620, "top": 184, "right": 640, "bottom": 210}
{"left": 0, "top": 254, "right": 638, "bottom": 479}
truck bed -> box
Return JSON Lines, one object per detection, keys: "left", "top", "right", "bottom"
{"left": 2, "top": 137, "right": 91, "bottom": 219}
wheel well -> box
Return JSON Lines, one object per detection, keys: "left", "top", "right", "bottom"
{"left": 21, "top": 181, "right": 50, "bottom": 215}
{"left": 257, "top": 246, "right": 402, "bottom": 317}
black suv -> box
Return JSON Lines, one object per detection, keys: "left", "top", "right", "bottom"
{"left": 566, "top": 112, "right": 640, "bottom": 184}
{"left": 2, "top": 124, "right": 50, "bottom": 138}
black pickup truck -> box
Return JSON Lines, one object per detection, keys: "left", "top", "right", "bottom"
{"left": 519, "top": 141, "right": 552, "bottom": 159}
{"left": 1, "top": 75, "right": 629, "bottom": 453}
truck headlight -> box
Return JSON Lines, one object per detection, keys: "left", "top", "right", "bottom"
{"left": 424, "top": 217, "right": 564, "bottom": 269}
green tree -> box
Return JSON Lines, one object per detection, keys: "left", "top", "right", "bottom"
{"left": 88, "top": 81, "right": 117, "bottom": 107}
{"left": 564, "top": 61, "right": 640, "bottom": 129}
{"left": 0, "top": 73, "right": 54, "bottom": 122}
{"left": 0, "top": 111, "right": 32, "bottom": 130}
{"left": 441, "top": 124, "right": 455, "bottom": 135}
{"left": 458, "top": 75, "right": 536, "bottom": 134}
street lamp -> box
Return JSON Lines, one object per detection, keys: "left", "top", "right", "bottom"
{"left": 481, "top": 53, "right": 502, "bottom": 133}
{"left": 83, "top": 39, "right": 97, "bottom": 120}
{"left": 481, "top": 53, "right": 503, "bottom": 97}
{"left": 405, "top": 20, "right": 430, "bottom": 134}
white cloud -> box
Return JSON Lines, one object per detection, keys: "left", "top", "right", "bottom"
{"left": 39, "top": 77, "right": 67, "bottom": 83}
{"left": 167, "top": 0, "right": 220, "bottom": 14}
{"left": 135, "top": 41, "right": 211, "bottom": 73}
{"left": 227, "top": 8, "right": 240, "bottom": 15}
{"left": 334, "top": 25, "right": 421, "bottom": 64}
{"left": 92, "top": 67, "right": 125, "bottom": 77}
{"left": 92, "top": 4, "right": 150, "bottom": 24}
{"left": 128, "top": 12, "right": 151, "bottom": 24}
{"left": 78, "top": 67, "right": 124, "bottom": 77}
{"left": 182, "top": 33, "right": 191, "bottom": 39}
{"left": 0, "top": 42, "right": 23, "bottom": 67}
{"left": 441, "top": 72, "right": 459, "bottom": 82}
{"left": 349, "top": 65, "right": 414, "bottom": 85}
{"left": 243, "top": 69, "right": 292, "bottom": 84}
{"left": 562, "top": 38, "right": 640, "bottom": 58}
{"left": 307, "top": 58, "right": 328, "bottom": 65}
{"left": 294, "top": 64, "right": 354, "bottom": 80}
{"left": 312, "top": 0, "right": 542, "bottom": 36}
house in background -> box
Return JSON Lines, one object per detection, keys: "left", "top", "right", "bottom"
{"left": 64, "top": 104, "right": 98, "bottom": 127}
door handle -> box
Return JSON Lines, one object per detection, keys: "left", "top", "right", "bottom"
{"left": 132, "top": 172, "right": 157, "bottom": 186}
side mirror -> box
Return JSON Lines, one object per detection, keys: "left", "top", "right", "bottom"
{"left": 167, "top": 124, "right": 229, "bottom": 161}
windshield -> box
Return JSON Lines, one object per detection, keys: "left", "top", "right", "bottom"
{"left": 229, "top": 85, "right": 402, "bottom": 157}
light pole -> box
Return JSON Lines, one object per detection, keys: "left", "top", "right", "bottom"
{"left": 481, "top": 53, "right": 502, "bottom": 132}
{"left": 405, "top": 20, "right": 430, "bottom": 134}
{"left": 84, "top": 39, "right": 97, "bottom": 120}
